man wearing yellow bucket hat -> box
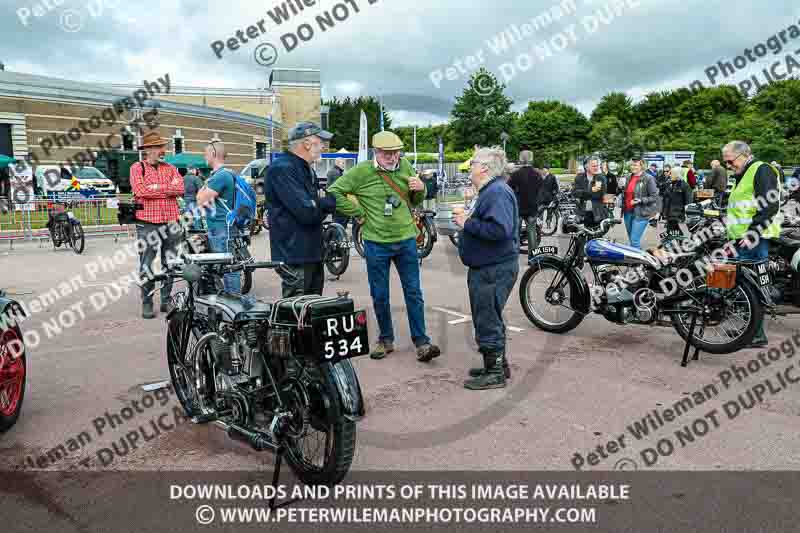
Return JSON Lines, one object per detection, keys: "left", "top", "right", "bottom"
{"left": 328, "top": 130, "right": 442, "bottom": 363}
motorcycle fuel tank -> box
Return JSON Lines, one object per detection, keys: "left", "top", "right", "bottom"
{"left": 585, "top": 239, "right": 660, "bottom": 269}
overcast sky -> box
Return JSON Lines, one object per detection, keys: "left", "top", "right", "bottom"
{"left": 3, "top": 0, "right": 799, "bottom": 126}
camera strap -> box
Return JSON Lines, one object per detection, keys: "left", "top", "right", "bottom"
{"left": 378, "top": 171, "right": 410, "bottom": 208}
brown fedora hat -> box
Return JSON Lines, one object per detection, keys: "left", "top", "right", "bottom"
{"left": 138, "top": 131, "right": 169, "bottom": 150}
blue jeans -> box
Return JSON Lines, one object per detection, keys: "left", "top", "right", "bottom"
{"left": 363, "top": 238, "right": 430, "bottom": 347}
{"left": 624, "top": 211, "right": 650, "bottom": 249}
{"left": 735, "top": 238, "right": 769, "bottom": 342}
{"left": 208, "top": 225, "right": 241, "bottom": 295}
{"left": 467, "top": 259, "right": 520, "bottom": 354}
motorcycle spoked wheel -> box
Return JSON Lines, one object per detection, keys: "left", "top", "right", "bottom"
{"left": 69, "top": 221, "right": 85, "bottom": 254}
{"left": 323, "top": 223, "right": 350, "bottom": 277}
{"left": 539, "top": 208, "right": 560, "bottom": 236}
{"left": 284, "top": 366, "right": 356, "bottom": 486}
{"left": 166, "top": 314, "right": 212, "bottom": 418}
{"left": 352, "top": 223, "right": 365, "bottom": 258}
{"left": 416, "top": 216, "right": 435, "bottom": 259}
{"left": 669, "top": 281, "right": 763, "bottom": 354}
{"left": 0, "top": 327, "right": 26, "bottom": 433}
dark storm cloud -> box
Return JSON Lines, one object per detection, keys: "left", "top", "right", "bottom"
{"left": 1, "top": 0, "right": 796, "bottom": 125}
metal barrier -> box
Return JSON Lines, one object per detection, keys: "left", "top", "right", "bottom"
{"left": 0, "top": 194, "right": 135, "bottom": 248}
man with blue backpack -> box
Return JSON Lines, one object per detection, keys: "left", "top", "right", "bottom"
{"left": 197, "top": 140, "right": 257, "bottom": 295}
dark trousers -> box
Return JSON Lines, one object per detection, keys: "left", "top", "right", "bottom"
{"left": 467, "top": 258, "right": 520, "bottom": 354}
{"left": 137, "top": 222, "right": 183, "bottom": 304}
{"left": 280, "top": 262, "right": 325, "bottom": 297}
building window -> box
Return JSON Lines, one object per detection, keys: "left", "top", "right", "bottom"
{"left": 174, "top": 137, "right": 183, "bottom": 154}
{"left": 256, "top": 142, "right": 267, "bottom": 159}
{"left": 122, "top": 131, "right": 134, "bottom": 151}
{"left": 0, "top": 124, "right": 12, "bottom": 157}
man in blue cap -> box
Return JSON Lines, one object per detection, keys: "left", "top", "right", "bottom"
{"left": 265, "top": 122, "right": 338, "bottom": 296}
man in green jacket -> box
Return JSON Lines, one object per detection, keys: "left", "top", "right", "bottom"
{"left": 328, "top": 131, "right": 441, "bottom": 362}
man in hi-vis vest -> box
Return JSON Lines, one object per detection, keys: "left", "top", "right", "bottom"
{"left": 724, "top": 140, "right": 782, "bottom": 348}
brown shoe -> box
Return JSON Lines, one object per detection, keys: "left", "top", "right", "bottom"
{"left": 370, "top": 341, "right": 395, "bottom": 360}
{"left": 416, "top": 343, "right": 441, "bottom": 362}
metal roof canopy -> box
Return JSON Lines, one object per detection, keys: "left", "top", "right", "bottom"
{"left": 0, "top": 70, "right": 282, "bottom": 130}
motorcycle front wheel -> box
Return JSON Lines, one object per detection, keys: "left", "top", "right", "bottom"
{"left": 670, "top": 281, "right": 763, "bottom": 354}
{"left": 0, "top": 326, "right": 26, "bottom": 433}
{"left": 416, "top": 216, "right": 435, "bottom": 259}
{"left": 69, "top": 222, "right": 85, "bottom": 254}
{"left": 519, "top": 262, "right": 585, "bottom": 333}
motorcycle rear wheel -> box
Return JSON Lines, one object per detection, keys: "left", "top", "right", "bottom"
{"left": 285, "top": 365, "right": 356, "bottom": 486}
{"left": 670, "top": 281, "right": 762, "bottom": 354}
{"left": 323, "top": 223, "right": 350, "bottom": 277}
{"left": 539, "top": 208, "right": 559, "bottom": 236}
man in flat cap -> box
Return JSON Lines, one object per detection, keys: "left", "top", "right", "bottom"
{"left": 328, "top": 131, "right": 441, "bottom": 363}
{"left": 265, "top": 122, "right": 337, "bottom": 296}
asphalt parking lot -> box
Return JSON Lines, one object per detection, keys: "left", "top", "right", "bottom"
{"left": 2, "top": 224, "right": 800, "bottom": 475}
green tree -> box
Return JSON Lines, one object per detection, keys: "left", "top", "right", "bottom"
{"left": 751, "top": 79, "right": 800, "bottom": 139}
{"left": 514, "top": 100, "right": 591, "bottom": 164}
{"left": 323, "top": 96, "right": 392, "bottom": 151}
{"left": 588, "top": 116, "right": 638, "bottom": 161}
{"left": 449, "top": 68, "right": 516, "bottom": 151}
{"left": 590, "top": 92, "right": 635, "bottom": 126}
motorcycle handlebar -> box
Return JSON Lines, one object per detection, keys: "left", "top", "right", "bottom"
{"left": 583, "top": 218, "right": 621, "bottom": 237}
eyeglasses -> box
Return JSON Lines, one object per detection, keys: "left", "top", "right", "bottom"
{"left": 724, "top": 154, "right": 743, "bottom": 167}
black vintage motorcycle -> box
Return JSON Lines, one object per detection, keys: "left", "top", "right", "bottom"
{"left": 0, "top": 291, "right": 26, "bottom": 433}
{"left": 47, "top": 202, "right": 85, "bottom": 254}
{"left": 520, "top": 217, "right": 766, "bottom": 355}
{"left": 185, "top": 230, "right": 256, "bottom": 295}
{"left": 155, "top": 253, "right": 367, "bottom": 487}
{"left": 538, "top": 189, "right": 577, "bottom": 237}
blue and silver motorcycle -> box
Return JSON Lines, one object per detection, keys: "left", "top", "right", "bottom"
{"left": 519, "top": 217, "right": 766, "bottom": 354}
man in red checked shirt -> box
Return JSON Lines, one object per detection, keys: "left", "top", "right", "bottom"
{"left": 130, "top": 132, "right": 185, "bottom": 319}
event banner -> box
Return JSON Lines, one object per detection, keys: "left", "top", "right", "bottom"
{"left": 2, "top": 471, "right": 798, "bottom": 532}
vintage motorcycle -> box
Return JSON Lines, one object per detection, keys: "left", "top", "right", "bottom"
{"left": 0, "top": 290, "right": 26, "bottom": 433}
{"left": 47, "top": 202, "right": 85, "bottom": 254}
{"left": 519, "top": 217, "right": 766, "bottom": 355}
{"left": 353, "top": 208, "right": 436, "bottom": 259}
{"left": 155, "top": 253, "right": 367, "bottom": 486}
{"left": 538, "top": 189, "right": 577, "bottom": 237}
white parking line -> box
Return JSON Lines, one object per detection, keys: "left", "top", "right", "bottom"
{"left": 433, "top": 306, "right": 525, "bottom": 331}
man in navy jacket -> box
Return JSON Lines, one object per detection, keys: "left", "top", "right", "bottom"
{"left": 454, "top": 146, "right": 520, "bottom": 390}
{"left": 265, "top": 122, "right": 337, "bottom": 296}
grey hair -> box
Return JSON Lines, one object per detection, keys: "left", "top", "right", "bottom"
{"left": 723, "top": 140, "right": 752, "bottom": 158}
{"left": 288, "top": 138, "right": 305, "bottom": 151}
{"left": 472, "top": 146, "right": 508, "bottom": 178}
{"left": 519, "top": 150, "right": 533, "bottom": 165}
{"left": 585, "top": 155, "right": 601, "bottom": 167}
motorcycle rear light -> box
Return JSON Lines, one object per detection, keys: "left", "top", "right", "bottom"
{"left": 355, "top": 311, "right": 367, "bottom": 327}
{"left": 707, "top": 264, "right": 736, "bottom": 289}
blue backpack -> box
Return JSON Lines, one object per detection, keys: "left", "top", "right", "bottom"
{"left": 218, "top": 170, "right": 257, "bottom": 229}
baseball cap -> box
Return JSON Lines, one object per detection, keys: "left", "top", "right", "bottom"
{"left": 288, "top": 122, "right": 333, "bottom": 143}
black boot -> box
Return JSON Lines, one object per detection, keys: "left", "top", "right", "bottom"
{"left": 468, "top": 357, "right": 511, "bottom": 378}
{"left": 464, "top": 352, "right": 507, "bottom": 390}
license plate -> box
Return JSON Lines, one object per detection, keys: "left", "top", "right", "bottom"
{"left": 754, "top": 262, "right": 771, "bottom": 287}
{"left": 311, "top": 312, "right": 370, "bottom": 363}
{"left": 532, "top": 246, "right": 558, "bottom": 255}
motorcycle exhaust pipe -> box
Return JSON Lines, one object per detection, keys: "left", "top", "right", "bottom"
{"left": 225, "top": 422, "right": 279, "bottom": 452}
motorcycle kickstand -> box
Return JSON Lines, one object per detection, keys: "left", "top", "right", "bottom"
{"left": 680, "top": 312, "right": 702, "bottom": 367}
{"left": 268, "top": 446, "right": 301, "bottom": 510}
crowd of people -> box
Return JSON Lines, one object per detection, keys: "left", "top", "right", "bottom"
{"left": 128, "top": 119, "right": 789, "bottom": 387}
